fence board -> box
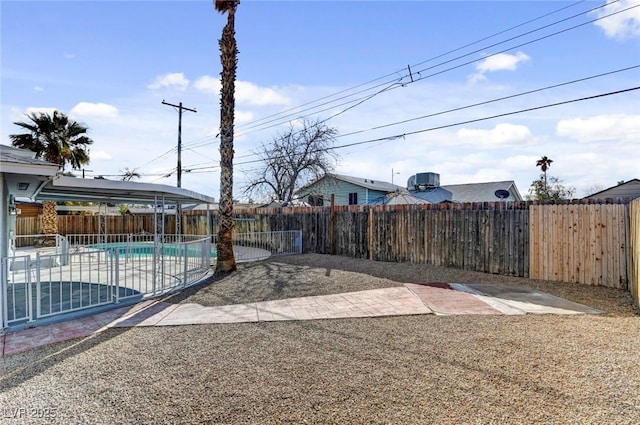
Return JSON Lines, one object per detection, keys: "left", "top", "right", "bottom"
{"left": 630, "top": 199, "right": 640, "bottom": 306}
{"left": 529, "top": 204, "right": 627, "bottom": 288}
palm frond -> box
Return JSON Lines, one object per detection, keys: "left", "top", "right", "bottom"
{"left": 214, "top": 0, "right": 239, "bottom": 14}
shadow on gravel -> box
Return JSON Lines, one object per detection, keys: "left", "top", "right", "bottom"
{"left": 0, "top": 328, "right": 130, "bottom": 392}
{"left": 164, "top": 259, "right": 403, "bottom": 308}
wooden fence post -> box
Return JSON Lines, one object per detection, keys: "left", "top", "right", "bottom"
{"left": 330, "top": 194, "right": 336, "bottom": 255}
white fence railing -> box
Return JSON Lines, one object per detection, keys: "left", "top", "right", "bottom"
{"left": 65, "top": 233, "right": 203, "bottom": 247}
{"left": 211, "top": 230, "right": 302, "bottom": 261}
{"left": 2, "top": 236, "right": 211, "bottom": 327}
{"left": 2, "top": 230, "right": 302, "bottom": 328}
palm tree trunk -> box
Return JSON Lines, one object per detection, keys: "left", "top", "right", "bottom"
{"left": 215, "top": 6, "right": 238, "bottom": 273}
{"left": 41, "top": 200, "right": 58, "bottom": 246}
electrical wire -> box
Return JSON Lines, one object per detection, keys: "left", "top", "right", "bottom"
{"left": 174, "top": 0, "right": 601, "bottom": 153}
{"left": 232, "top": 0, "right": 597, "bottom": 134}
{"left": 229, "top": 0, "right": 628, "bottom": 138}
{"left": 127, "top": 1, "right": 635, "bottom": 178}
{"left": 234, "top": 86, "right": 640, "bottom": 167}
{"left": 175, "top": 85, "right": 639, "bottom": 174}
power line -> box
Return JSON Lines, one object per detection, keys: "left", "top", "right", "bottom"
{"left": 131, "top": 1, "right": 635, "bottom": 179}
{"left": 233, "top": 0, "right": 596, "bottom": 134}
{"left": 215, "top": 65, "right": 635, "bottom": 163}
{"left": 338, "top": 65, "right": 640, "bottom": 138}
{"left": 179, "top": 84, "right": 639, "bottom": 173}
{"left": 174, "top": 2, "right": 597, "bottom": 152}
{"left": 178, "top": 0, "right": 632, "bottom": 154}
{"left": 176, "top": 1, "right": 625, "bottom": 155}
{"left": 230, "top": 86, "right": 640, "bottom": 168}
{"left": 137, "top": 65, "right": 639, "bottom": 178}
{"left": 228, "top": 0, "right": 627, "bottom": 138}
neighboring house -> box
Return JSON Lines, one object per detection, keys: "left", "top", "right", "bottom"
{"left": 438, "top": 180, "right": 522, "bottom": 202}
{"left": 408, "top": 186, "right": 453, "bottom": 203}
{"left": 297, "top": 171, "right": 522, "bottom": 206}
{"left": 369, "top": 190, "right": 431, "bottom": 206}
{"left": 297, "top": 174, "right": 403, "bottom": 206}
{"left": 407, "top": 172, "right": 523, "bottom": 203}
{"left": 583, "top": 179, "right": 640, "bottom": 201}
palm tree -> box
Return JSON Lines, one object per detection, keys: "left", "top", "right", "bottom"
{"left": 536, "top": 155, "right": 553, "bottom": 197}
{"left": 121, "top": 167, "right": 141, "bottom": 181}
{"left": 10, "top": 110, "right": 93, "bottom": 171}
{"left": 10, "top": 110, "right": 93, "bottom": 239}
{"left": 214, "top": 0, "right": 240, "bottom": 273}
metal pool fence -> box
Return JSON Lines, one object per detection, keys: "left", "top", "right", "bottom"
{"left": 2, "top": 236, "right": 212, "bottom": 327}
{"left": 2, "top": 230, "right": 302, "bottom": 328}
{"left": 212, "top": 230, "right": 303, "bottom": 261}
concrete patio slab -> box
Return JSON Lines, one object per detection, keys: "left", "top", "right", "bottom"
{"left": 1, "top": 283, "right": 603, "bottom": 357}
{"left": 451, "top": 283, "right": 603, "bottom": 315}
{"left": 405, "top": 283, "right": 503, "bottom": 315}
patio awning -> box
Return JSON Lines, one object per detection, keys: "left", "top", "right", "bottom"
{"left": 35, "top": 175, "right": 216, "bottom": 205}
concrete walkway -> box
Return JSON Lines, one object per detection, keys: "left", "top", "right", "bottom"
{"left": 0, "top": 282, "right": 601, "bottom": 357}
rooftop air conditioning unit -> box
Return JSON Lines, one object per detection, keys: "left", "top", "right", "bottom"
{"left": 415, "top": 172, "right": 439, "bottom": 187}
{"left": 408, "top": 172, "right": 440, "bottom": 189}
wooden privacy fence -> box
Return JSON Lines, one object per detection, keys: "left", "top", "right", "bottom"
{"left": 14, "top": 200, "right": 635, "bottom": 291}
{"left": 630, "top": 198, "right": 640, "bottom": 303}
{"left": 529, "top": 204, "right": 627, "bottom": 288}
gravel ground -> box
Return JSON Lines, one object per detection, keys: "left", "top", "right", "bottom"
{"left": 1, "top": 254, "right": 639, "bottom": 424}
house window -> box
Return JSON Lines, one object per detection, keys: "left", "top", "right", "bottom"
{"left": 348, "top": 192, "right": 358, "bottom": 205}
{"left": 308, "top": 195, "right": 324, "bottom": 206}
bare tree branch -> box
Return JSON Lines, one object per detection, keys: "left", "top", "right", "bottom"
{"left": 244, "top": 118, "right": 338, "bottom": 203}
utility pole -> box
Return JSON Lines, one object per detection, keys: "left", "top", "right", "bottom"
{"left": 162, "top": 100, "right": 197, "bottom": 188}
{"left": 162, "top": 100, "right": 197, "bottom": 238}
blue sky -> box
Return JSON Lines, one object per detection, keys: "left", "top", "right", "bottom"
{"left": 2, "top": 0, "right": 639, "bottom": 201}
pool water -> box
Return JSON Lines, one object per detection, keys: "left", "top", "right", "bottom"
{"left": 89, "top": 242, "right": 217, "bottom": 258}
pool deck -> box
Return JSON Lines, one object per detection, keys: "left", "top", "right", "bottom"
{"left": 1, "top": 282, "right": 601, "bottom": 357}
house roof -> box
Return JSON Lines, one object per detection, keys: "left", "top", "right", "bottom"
{"left": 408, "top": 186, "right": 453, "bottom": 203}
{"left": 1, "top": 145, "right": 61, "bottom": 198}
{"left": 1, "top": 144, "right": 216, "bottom": 205}
{"left": 583, "top": 179, "right": 640, "bottom": 200}
{"left": 36, "top": 175, "right": 216, "bottom": 205}
{"left": 369, "top": 190, "right": 431, "bottom": 206}
{"left": 300, "top": 173, "right": 403, "bottom": 193}
{"left": 440, "top": 181, "right": 522, "bottom": 202}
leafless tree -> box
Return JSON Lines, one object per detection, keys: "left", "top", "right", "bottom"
{"left": 244, "top": 118, "right": 338, "bottom": 204}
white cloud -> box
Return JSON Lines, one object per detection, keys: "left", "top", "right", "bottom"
{"left": 456, "top": 123, "right": 534, "bottom": 148}
{"left": 236, "top": 81, "right": 291, "bottom": 106}
{"left": 193, "top": 75, "right": 220, "bottom": 94}
{"left": 235, "top": 110, "right": 254, "bottom": 123}
{"left": 476, "top": 51, "right": 530, "bottom": 73}
{"left": 467, "top": 73, "right": 487, "bottom": 85}
{"left": 469, "top": 51, "right": 530, "bottom": 83}
{"left": 70, "top": 102, "right": 119, "bottom": 119}
{"left": 556, "top": 114, "right": 640, "bottom": 142}
{"left": 592, "top": 0, "right": 640, "bottom": 40}
{"left": 147, "top": 72, "right": 189, "bottom": 91}
{"left": 194, "top": 76, "right": 291, "bottom": 106}
{"left": 33, "top": 86, "right": 44, "bottom": 93}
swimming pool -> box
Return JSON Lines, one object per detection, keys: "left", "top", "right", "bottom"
{"left": 88, "top": 242, "right": 217, "bottom": 258}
